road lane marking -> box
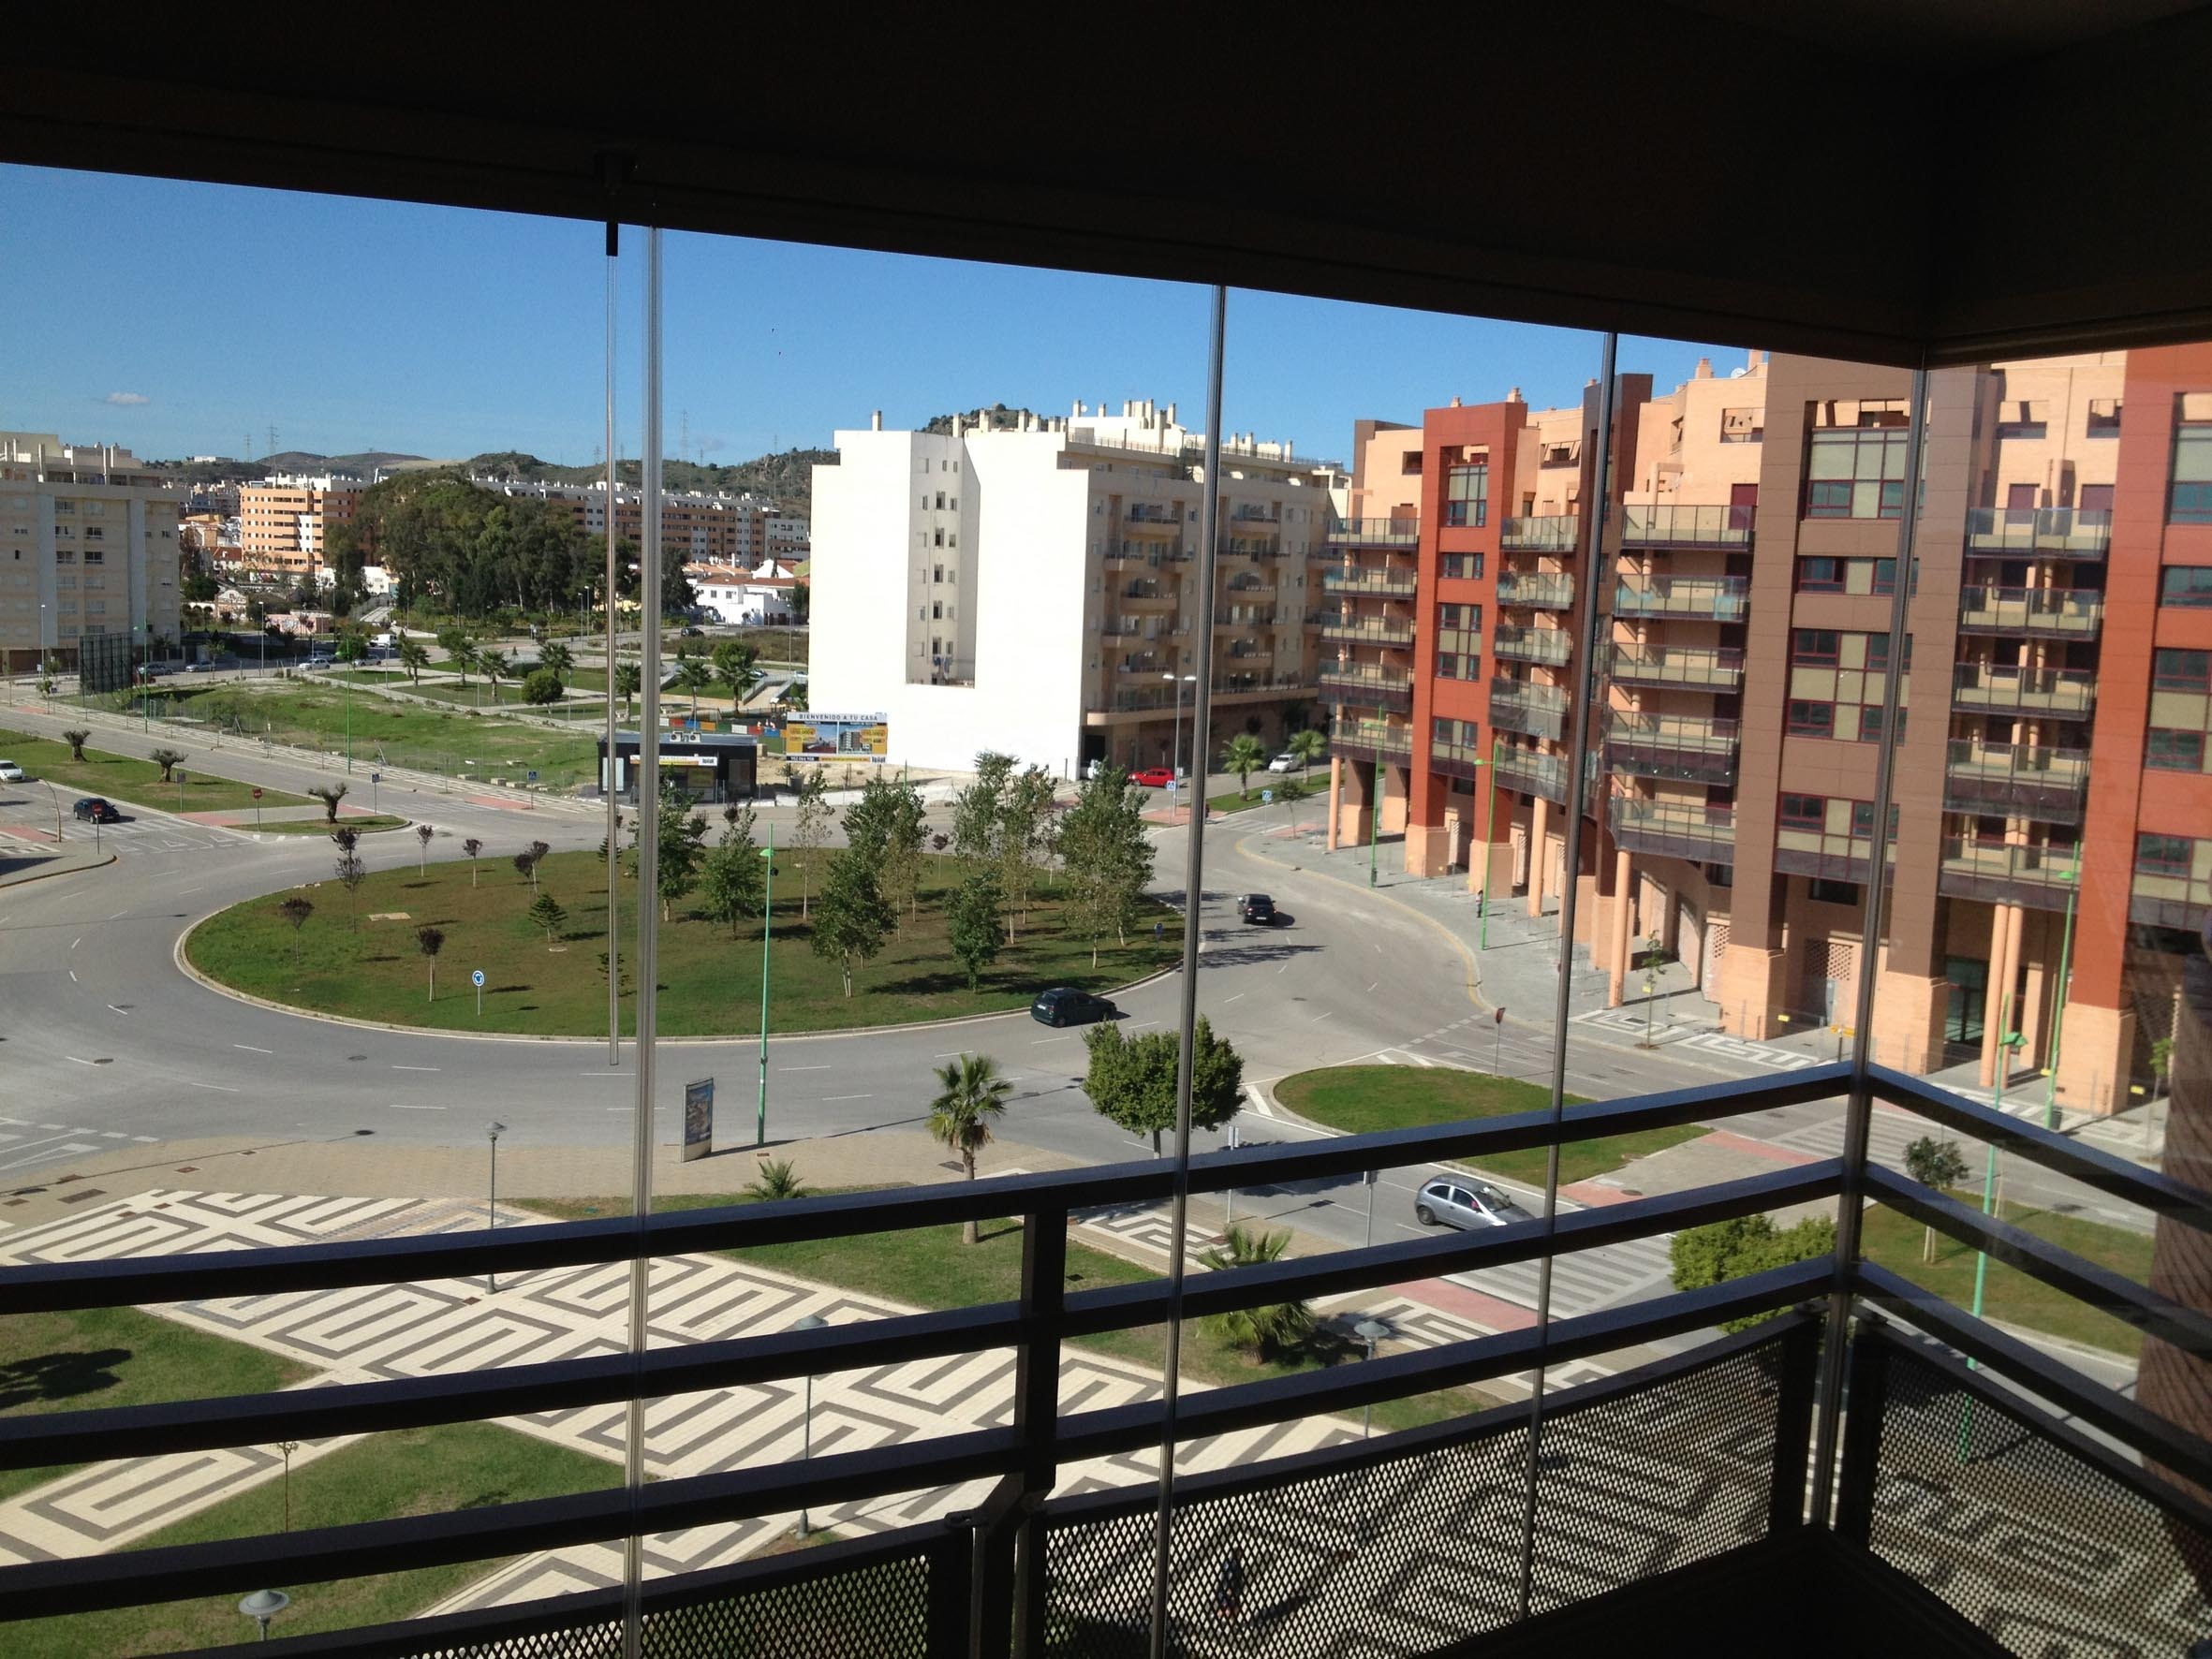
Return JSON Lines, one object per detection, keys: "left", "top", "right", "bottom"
{"left": 1367, "top": 981, "right": 1380, "bottom": 991}
{"left": 387, "top": 1103, "right": 446, "bottom": 1110}
{"left": 63, "top": 1055, "right": 97, "bottom": 1065}
{"left": 822, "top": 1094, "right": 873, "bottom": 1103}
{"left": 779, "top": 1064, "right": 833, "bottom": 1071}
{"left": 234, "top": 1044, "right": 273, "bottom": 1053}
{"left": 67, "top": 970, "right": 77, "bottom": 981}
{"left": 391, "top": 1064, "right": 440, "bottom": 1072}
{"left": 183, "top": 1080, "right": 240, "bottom": 1093}
{"left": 1222, "top": 991, "right": 1246, "bottom": 1004}
{"left": 1311, "top": 1010, "right": 1335, "bottom": 1022}
{"left": 106, "top": 1004, "right": 128, "bottom": 1015}
{"left": 70, "top": 937, "right": 81, "bottom": 949}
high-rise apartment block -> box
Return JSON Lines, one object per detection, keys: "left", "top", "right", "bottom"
{"left": 237, "top": 476, "right": 363, "bottom": 575}
{"left": 1322, "top": 348, "right": 2212, "bottom": 1114}
{"left": 812, "top": 402, "right": 1341, "bottom": 772}
{"left": 478, "top": 479, "right": 807, "bottom": 567}
{"left": 0, "top": 433, "right": 181, "bottom": 672}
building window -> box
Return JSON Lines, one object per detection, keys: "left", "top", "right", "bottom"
{"left": 1994, "top": 400, "right": 2049, "bottom": 440}
{"left": 1804, "top": 402, "right": 1909, "bottom": 519}
{"left": 1402, "top": 451, "right": 1423, "bottom": 475}
{"left": 2173, "top": 394, "right": 2212, "bottom": 521}
{"left": 2137, "top": 833, "right": 2195, "bottom": 878}
{"left": 1444, "top": 462, "right": 1489, "bottom": 528}
{"left": 1808, "top": 879, "right": 1861, "bottom": 905}
{"left": 2148, "top": 729, "right": 2206, "bottom": 771}
{"left": 1720, "top": 407, "right": 1762, "bottom": 444}
{"left": 2161, "top": 566, "right": 2212, "bottom": 609}
{"left": 1796, "top": 558, "right": 1844, "bottom": 594}
{"left": 1440, "top": 553, "right": 1483, "bottom": 580}
{"left": 2087, "top": 398, "right": 2121, "bottom": 437}
{"left": 1787, "top": 700, "right": 1836, "bottom": 737}
{"left": 1779, "top": 794, "right": 1825, "bottom": 830}
{"left": 1791, "top": 629, "right": 1840, "bottom": 667}
{"left": 1436, "top": 653, "right": 1480, "bottom": 682}
{"left": 2154, "top": 648, "right": 2211, "bottom": 692}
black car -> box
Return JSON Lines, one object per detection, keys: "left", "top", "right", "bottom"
{"left": 1237, "top": 893, "right": 1277, "bottom": 926}
{"left": 1030, "top": 987, "right": 1116, "bottom": 1028}
{"left": 72, "top": 797, "right": 120, "bottom": 823}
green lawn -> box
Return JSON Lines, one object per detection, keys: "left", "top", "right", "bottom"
{"left": 322, "top": 668, "right": 415, "bottom": 685}
{"left": 0, "top": 1306, "right": 315, "bottom": 1505}
{"left": 253, "top": 814, "right": 412, "bottom": 836}
{"left": 0, "top": 727, "right": 314, "bottom": 814}
{"left": 0, "top": 1421, "right": 615, "bottom": 1657}
{"left": 186, "top": 848, "right": 1181, "bottom": 1037}
{"left": 1862, "top": 1189, "right": 2154, "bottom": 1358}
{"left": 1274, "top": 1065, "right": 1706, "bottom": 1189}
{"left": 1208, "top": 776, "right": 1319, "bottom": 814}
{"left": 146, "top": 683, "right": 601, "bottom": 787}
{"left": 532, "top": 1191, "right": 1498, "bottom": 1432}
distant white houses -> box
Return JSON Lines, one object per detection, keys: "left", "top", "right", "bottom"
{"left": 686, "top": 558, "right": 802, "bottom": 625}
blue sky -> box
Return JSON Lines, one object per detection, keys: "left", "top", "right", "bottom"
{"left": 2, "top": 167, "right": 1743, "bottom": 467}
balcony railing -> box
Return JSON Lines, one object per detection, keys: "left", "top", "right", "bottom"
{"left": 1496, "top": 572, "right": 1575, "bottom": 609}
{"left": 1951, "top": 662, "right": 2097, "bottom": 718}
{"left": 2130, "top": 868, "right": 2211, "bottom": 930}
{"left": 11, "top": 1061, "right": 2202, "bottom": 1659}
{"left": 1216, "top": 606, "right": 1285, "bottom": 629}
{"left": 1109, "top": 675, "right": 1309, "bottom": 711}
{"left": 1954, "top": 585, "right": 2104, "bottom": 639}
{"left": 1604, "top": 712, "right": 1741, "bottom": 784}
{"left": 1322, "top": 566, "right": 1420, "bottom": 597}
{"left": 1613, "top": 575, "right": 1750, "bottom": 621}
{"left": 1124, "top": 504, "right": 1182, "bottom": 527}
{"left": 1495, "top": 624, "right": 1572, "bottom": 666}
{"left": 1963, "top": 505, "right": 2112, "bottom": 557}
{"left": 1941, "top": 740, "right": 2090, "bottom": 824}
{"left": 1228, "top": 503, "right": 1281, "bottom": 524}
{"left": 1774, "top": 825, "right": 1881, "bottom": 882}
{"left": 1610, "top": 796, "right": 1737, "bottom": 862}
{"left": 1318, "top": 664, "right": 1415, "bottom": 711}
{"left": 1495, "top": 744, "right": 1565, "bottom": 800}
{"left": 1320, "top": 615, "right": 1416, "bottom": 647}
{"left": 1937, "top": 837, "right": 2082, "bottom": 911}
{"left": 1118, "top": 583, "right": 1174, "bottom": 607}
{"left": 1619, "top": 503, "right": 1755, "bottom": 548}
{"left": 1500, "top": 515, "right": 1580, "bottom": 551}
{"left": 1608, "top": 643, "right": 1745, "bottom": 689}
{"left": 1488, "top": 680, "right": 1569, "bottom": 741}
{"left": 1329, "top": 716, "right": 1412, "bottom": 760}
{"left": 1324, "top": 516, "right": 1421, "bottom": 547}
{"left": 1106, "top": 540, "right": 1184, "bottom": 565}
{"left": 1223, "top": 536, "right": 1285, "bottom": 559}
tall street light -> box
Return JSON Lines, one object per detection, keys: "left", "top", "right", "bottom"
{"left": 1474, "top": 735, "right": 1498, "bottom": 947}
{"left": 484, "top": 1120, "right": 507, "bottom": 1292}
{"left": 2042, "top": 859, "right": 2081, "bottom": 1130}
{"left": 789, "top": 1312, "right": 827, "bottom": 1536}
{"left": 757, "top": 826, "right": 775, "bottom": 1147}
{"left": 1163, "top": 672, "right": 1196, "bottom": 822}
{"left": 1353, "top": 1317, "right": 1392, "bottom": 1438}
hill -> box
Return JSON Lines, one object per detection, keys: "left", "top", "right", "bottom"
{"left": 922, "top": 404, "right": 1046, "bottom": 435}
{"left": 459, "top": 448, "right": 836, "bottom": 514}
{"left": 153, "top": 450, "right": 428, "bottom": 484}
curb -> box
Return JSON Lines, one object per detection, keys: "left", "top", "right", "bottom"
{"left": 170, "top": 912, "right": 1187, "bottom": 1049}
{"left": 1244, "top": 1072, "right": 1565, "bottom": 1208}
{"left": 0, "top": 848, "right": 116, "bottom": 889}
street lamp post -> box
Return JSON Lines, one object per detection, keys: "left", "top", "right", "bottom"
{"left": 1369, "top": 756, "right": 1381, "bottom": 887}
{"left": 484, "top": 1120, "right": 506, "bottom": 1292}
{"left": 1353, "top": 1317, "right": 1392, "bottom": 1439}
{"left": 1962, "top": 1001, "right": 2025, "bottom": 1457}
{"left": 1164, "top": 672, "right": 1196, "bottom": 822}
{"left": 1476, "top": 734, "right": 1498, "bottom": 948}
{"left": 789, "top": 1312, "right": 827, "bottom": 1535}
{"left": 238, "top": 1589, "right": 289, "bottom": 1643}
{"left": 2042, "top": 860, "right": 2081, "bottom": 1131}
{"left": 757, "top": 826, "right": 775, "bottom": 1147}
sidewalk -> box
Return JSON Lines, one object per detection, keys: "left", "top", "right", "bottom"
{"left": 0, "top": 838, "right": 112, "bottom": 888}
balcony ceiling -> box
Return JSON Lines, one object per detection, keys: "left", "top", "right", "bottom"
{"left": 5, "top": 2, "right": 2210, "bottom": 367}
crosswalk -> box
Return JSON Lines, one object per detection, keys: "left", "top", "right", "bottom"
{"left": 1448, "top": 1232, "right": 1677, "bottom": 1320}
{"left": 0, "top": 1114, "right": 156, "bottom": 1176}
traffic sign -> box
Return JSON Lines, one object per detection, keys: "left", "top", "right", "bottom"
{"left": 371, "top": 771, "right": 382, "bottom": 784}
{"left": 471, "top": 969, "right": 486, "bottom": 987}
{"left": 1262, "top": 788, "right": 1273, "bottom": 804}
{"left": 526, "top": 769, "right": 539, "bottom": 783}
{"left": 175, "top": 770, "right": 187, "bottom": 784}
{"left": 251, "top": 787, "right": 263, "bottom": 800}
{"left": 1166, "top": 778, "right": 1178, "bottom": 794}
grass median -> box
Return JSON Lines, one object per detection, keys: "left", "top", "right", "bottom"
{"left": 0, "top": 726, "right": 313, "bottom": 815}
{"left": 532, "top": 1189, "right": 1501, "bottom": 1432}
{"left": 1273, "top": 1065, "right": 1706, "bottom": 1189}
{"left": 1207, "top": 776, "right": 1319, "bottom": 815}
{"left": 251, "top": 814, "right": 412, "bottom": 835}
{"left": 185, "top": 847, "right": 1181, "bottom": 1037}
{"left": 0, "top": 1421, "right": 615, "bottom": 1657}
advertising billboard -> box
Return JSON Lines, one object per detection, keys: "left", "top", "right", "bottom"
{"left": 760, "top": 712, "right": 889, "bottom": 759}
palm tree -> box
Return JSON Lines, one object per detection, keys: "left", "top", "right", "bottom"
{"left": 538, "top": 640, "right": 575, "bottom": 686}
{"left": 928, "top": 1054, "right": 1011, "bottom": 1243}
{"left": 1288, "top": 727, "right": 1326, "bottom": 785}
{"left": 744, "top": 1157, "right": 813, "bottom": 1201}
{"left": 396, "top": 638, "right": 431, "bottom": 683}
{"left": 614, "top": 663, "right": 642, "bottom": 721}
{"left": 1222, "top": 732, "right": 1268, "bottom": 800}
{"left": 672, "top": 655, "right": 715, "bottom": 714}
{"left": 782, "top": 676, "right": 808, "bottom": 713}
{"left": 477, "top": 647, "right": 510, "bottom": 700}
{"left": 1199, "top": 1224, "right": 1315, "bottom": 1359}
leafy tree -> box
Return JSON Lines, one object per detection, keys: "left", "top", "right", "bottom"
{"left": 789, "top": 769, "right": 833, "bottom": 919}
{"left": 1083, "top": 1017, "right": 1244, "bottom": 1154}
{"left": 1222, "top": 733, "right": 1268, "bottom": 800}
{"left": 522, "top": 667, "right": 565, "bottom": 705}
{"left": 1903, "top": 1137, "right": 1970, "bottom": 1264}
{"left": 396, "top": 638, "right": 431, "bottom": 683}
{"left": 537, "top": 640, "right": 574, "bottom": 685}
{"left": 463, "top": 836, "right": 483, "bottom": 886}
{"left": 148, "top": 747, "right": 186, "bottom": 784}
{"left": 512, "top": 847, "right": 544, "bottom": 893}
{"left": 995, "top": 765, "right": 1057, "bottom": 939}
{"left": 946, "top": 870, "right": 1004, "bottom": 991}
{"left": 416, "top": 925, "right": 445, "bottom": 1001}
{"left": 596, "top": 949, "right": 633, "bottom": 1002}
{"left": 310, "top": 783, "right": 347, "bottom": 824}
{"left": 698, "top": 818, "right": 767, "bottom": 936}
{"left": 61, "top": 727, "right": 89, "bottom": 762}
{"left": 652, "top": 785, "right": 708, "bottom": 920}
{"left": 415, "top": 822, "right": 435, "bottom": 872}
{"left": 1199, "top": 1225, "right": 1314, "bottom": 1360}
{"left": 844, "top": 773, "right": 927, "bottom": 931}
{"left": 1056, "top": 763, "right": 1156, "bottom": 963}
{"left": 1287, "top": 727, "right": 1326, "bottom": 783}
{"left": 331, "top": 827, "right": 366, "bottom": 927}
{"left": 951, "top": 751, "right": 1013, "bottom": 868}
{"left": 929, "top": 1054, "right": 1011, "bottom": 1242}
{"left": 671, "top": 654, "right": 714, "bottom": 713}
{"left": 782, "top": 676, "right": 808, "bottom": 713}
{"left": 613, "top": 663, "right": 642, "bottom": 721}
{"left": 277, "top": 895, "right": 314, "bottom": 967}
{"left": 745, "top": 1157, "right": 812, "bottom": 1202}
{"left": 808, "top": 847, "right": 893, "bottom": 997}
{"left": 527, "top": 891, "right": 568, "bottom": 946}
{"left": 1669, "top": 1213, "right": 1838, "bottom": 1332}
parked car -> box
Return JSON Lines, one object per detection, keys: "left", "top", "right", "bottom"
{"left": 1237, "top": 893, "right": 1277, "bottom": 926}
{"left": 71, "top": 797, "right": 120, "bottom": 824}
{"left": 1129, "top": 767, "right": 1176, "bottom": 788}
{"left": 0, "top": 760, "right": 23, "bottom": 782}
{"left": 185, "top": 657, "right": 228, "bottom": 672}
{"left": 1413, "top": 1176, "right": 1533, "bottom": 1231}
{"left": 1267, "top": 752, "right": 1298, "bottom": 773}
{"left": 1029, "top": 987, "right": 1116, "bottom": 1028}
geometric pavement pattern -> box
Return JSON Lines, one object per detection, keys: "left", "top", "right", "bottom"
{"left": 0, "top": 1188, "right": 1353, "bottom": 1619}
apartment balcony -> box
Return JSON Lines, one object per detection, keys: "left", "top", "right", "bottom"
{"left": 1105, "top": 540, "right": 1180, "bottom": 566}
{"left": 1950, "top": 662, "right": 2097, "bottom": 718}
{"left": 1113, "top": 655, "right": 1170, "bottom": 677}
{"left": 1106, "top": 673, "right": 1309, "bottom": 712}
{"left": 1496, "top": 572, "right": 1576, "bottom": 609}
{"left": 1614, "top": 575, "right": 1750, "bottom": 622}
{"left": 1954, "top": 585, "right": 2103, "bottom": 639}
{"left": 1774, "top": 825, "right": 1881, "bottom": 883}
{"left": 1324, "top": 516, "right": 1421, "bottom": 547}
{"left": 1619, "top": 503, "right": 1755, "bottom": 549}
{"left": 1101, "top": 617, "right": 1162, "bottom": 643}
{"left": 1604, "top": 711, "right": 1740, "bottom": 784}
{"left": 1123, "top": 503, "right": 1183, "bottom": 528}
{"left": 1500, "top": 514, "right": 1579, "bottom": 551}
{"left": 1941, "top": 740, "right": 2090, "bottom": 825}
{"left": 1216, "top": 605, "right": 1285, "bottom": 629}
{"left": 1118, "top": 585, "right": 1175, "bottom": 610}
{"left": 1228, "top": 503, "right": 1282, "bottom": 525}
{"left": 1320, "top": 615, "right": 1416, "bottom": 648}
{"left": 1488, "top": 680, "right": 1570, "bottom": 741}
{"left": 1328, "top": 715, "right": 1412, "bottom": 761}
{"left": 1610, "top": 797, "right": 1737, "bottom": 863}
{"left": 1937, "top": 837, "right": 2082, "bottom": 911}
{"left": 1322, "top": 566, "right": 1420, "bottom": 597}
{"left": 1223, "top": 536, "right": 1287, "bottom": 560}
{"left": 1495, "top": 744, "right": 1566, "bottom": 801}
{"left": 1318, "top": 663, "right": 1414, "bottom": 712}
{"left": 1963, "top": 505, "right": 2112, "bottom": 558}
{"left": 1495, "top": 624, "right": 1572, "bottom": 667}
{"left": 1608, "top": 643, "right": 1745, "bottom": 689}
{"left": 2130, "top": 868, "right": 2212, "bottom": 930}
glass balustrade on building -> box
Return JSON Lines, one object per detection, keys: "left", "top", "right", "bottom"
{"left": 1495, "top": 571, "right": 1576, "bottom": 609}
{"left": 1603, "top": 711, "right": 1741, "bottom": 783}
{"left": 1954, "top": 585, "right": 2104, "bottom": 639}
{"left": 1950, "top": 662, "right": 2098, "bottom": 716}
{"left": 1613, "top": 574, "right": 1751, "bottom": 621}
{"left": 1962, "top": 505, "right": 2113, "bottom": 557}
{"left": 1618, "top": 502, "right": 1756, "bottom": 548}
{"left": 1607, "top": 644, "right": 1746, "bottom": 688}
{"left": 1608, "top": 796, "right": 1738, "bottom": 861}
{"left": 1495, "top": 624, "right": 1573, "bottom": 666}
{"left": 1940, "top": 740, "right": 2091, "bottom": 823}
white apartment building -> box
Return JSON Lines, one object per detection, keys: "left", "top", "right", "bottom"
{"left": 688, "top": 559, "right": 800, "bottom": 625}
{"left": 476, "top": 478, "right": 802, "bottom": 565}
{"left": 811, "top": 401, "right": 1343, "bottom": 774}
{"left": 0, "top": 433, "right": 182, "bottom": 673}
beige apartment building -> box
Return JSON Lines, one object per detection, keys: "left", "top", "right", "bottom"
{"left": 0, "top": 433, "right": 182, "bottom": 672}
{"left": 477, "top": 479, "right": 806, "bottom": 567}
{"left": 237, "top": 476, "right": 362, "bottom": 576}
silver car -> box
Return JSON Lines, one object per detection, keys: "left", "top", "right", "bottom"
{"left": 0, "top": 760, "right": 22, "bottom": 782}
{"left": 1414, "top": 1175, "right": 1532, "bottom": 1230}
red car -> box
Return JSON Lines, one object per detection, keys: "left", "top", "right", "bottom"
{"left": 1129, "top": 768, "right": 1177, "bottom": 788}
